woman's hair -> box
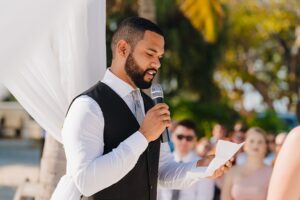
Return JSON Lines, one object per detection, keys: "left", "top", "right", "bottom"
{"left": 246, "top": 127, "right": 267, "bottom": 143}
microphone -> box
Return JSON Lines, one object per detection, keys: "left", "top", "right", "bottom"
{"left": 150, "top": 83, "right": 171, "bottom": 143}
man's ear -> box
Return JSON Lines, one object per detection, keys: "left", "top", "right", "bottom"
{"left": 116, "top": 40, "right": 131, "bottom": 58}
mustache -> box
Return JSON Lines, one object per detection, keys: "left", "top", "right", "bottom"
{"left": 144, "top": 68, "right": 157, "bottom": 74}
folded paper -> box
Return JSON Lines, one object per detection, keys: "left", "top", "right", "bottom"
{"left": 188, "top": 140, "right": 244, "bottom": 178}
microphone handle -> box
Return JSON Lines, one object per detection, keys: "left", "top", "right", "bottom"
{"left": 152, "top": 97, "right": 170, "bottom": 143}
{"left": 161, "top": 129, "right": 171, "bottom": 143}
{"left": 153, "top": 97, "right": 163, "bottom": 104}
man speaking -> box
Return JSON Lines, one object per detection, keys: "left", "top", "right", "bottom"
{"left": 57, "top": 17, "right": 232, "bottom": 200}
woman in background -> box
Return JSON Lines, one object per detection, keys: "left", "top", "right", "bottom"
{"left": 221, "top": 127, "right": 272, "bottom": 200}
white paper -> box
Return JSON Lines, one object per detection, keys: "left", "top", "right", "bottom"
{"left": 188, "top": 140, "right": 244, "bottom": 178}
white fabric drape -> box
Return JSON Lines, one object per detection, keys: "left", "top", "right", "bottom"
{"left": 0, "top": 0, "right": 107, "bottom": 142}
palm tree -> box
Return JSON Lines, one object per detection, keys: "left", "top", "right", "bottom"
{"left": 37, "top": 134, "right": 66, "bottom": 200}
{"left": 178, "top": 0, "right": 224, "bottom": 43}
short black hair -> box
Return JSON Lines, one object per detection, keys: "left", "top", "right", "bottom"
{"left": 111, "top": 17, "right": 164, "bottom": 56}
{"left": 175, "top": 119, "right": 197, "bottom": 133}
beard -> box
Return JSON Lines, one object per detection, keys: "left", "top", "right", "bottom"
{"left": 124, "top": 53, "right": 157, "bottom": 89}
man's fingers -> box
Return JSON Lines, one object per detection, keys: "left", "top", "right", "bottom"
{"left": 165, "top": 120, "right": 171, "bottom": 127}
{"left": 159, "top": 113, "right": 171, "bottom": 120}
{"left": 225, "top": 160, "right": 233, "bottom": 168}
{"left": 158, "top": 109, "right": 170, "bottom": 116}
{"left": 153, "top": 103, "right": 169, "bottom": 111}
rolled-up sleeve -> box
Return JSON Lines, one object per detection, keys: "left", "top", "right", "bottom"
{"left": 158, "top": 143, "right": 201, "bottom": 189}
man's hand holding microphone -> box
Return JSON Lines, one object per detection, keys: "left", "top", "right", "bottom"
{"left": 139, "top": 103, "right": 171, "bottom": 142}
{"left": 138, "top": 83, "right": 233, "bottom": 179}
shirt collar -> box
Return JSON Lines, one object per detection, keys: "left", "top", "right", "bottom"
{"left": 173, "top": 151, "right": 196, "bottom": 163}
{"left": 101, "top": 69, "right": 136, "bottom": 98}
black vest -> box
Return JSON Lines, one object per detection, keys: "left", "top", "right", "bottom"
{"left": 70, "top": 82, "right": 161, "bottom": 200}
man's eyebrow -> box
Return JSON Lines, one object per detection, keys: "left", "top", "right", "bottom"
{"left": 147, "top": 48, "right": 164, "bottom": 56}
{"left": 147, "top": 48, "right": 158, "bottom": 53}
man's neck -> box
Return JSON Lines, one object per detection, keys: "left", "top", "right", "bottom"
{"left": 174, "top": 150, "right": 191, "bottom": 161}
{"left": 110, "top": 63, "right": 137, "bottom": 89}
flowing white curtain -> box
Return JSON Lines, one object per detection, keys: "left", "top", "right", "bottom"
{"left": 0, "top": 0, "right": 107, "bottom": 142}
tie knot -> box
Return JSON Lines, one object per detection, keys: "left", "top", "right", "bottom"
{"left": 131, "top": 89, "right": 140, "bottom": 101}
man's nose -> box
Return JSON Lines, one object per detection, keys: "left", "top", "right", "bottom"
{"left": 151, "top": 58, "right": 161, "bottom": 69}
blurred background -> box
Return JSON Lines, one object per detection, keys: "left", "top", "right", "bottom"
{"left": 1, "top": 0, "right": 300, "bottom": 199}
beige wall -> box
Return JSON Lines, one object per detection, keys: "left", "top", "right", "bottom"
{"left": 0, "top": 102, "right": 42, "bottom": 139}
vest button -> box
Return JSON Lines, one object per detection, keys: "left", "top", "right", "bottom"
{"left": 150, "top": 185, "right": 153, "bottom": 190}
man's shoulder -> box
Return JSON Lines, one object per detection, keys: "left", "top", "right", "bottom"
{"left": 72, "top": 95, "right": 101, "bottom": 110}
{"left": 74, "top": 95, "right": 97, "bottom": 104}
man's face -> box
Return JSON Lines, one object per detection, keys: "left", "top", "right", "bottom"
{"left": 212, "top": 124, "right": 226, "bottom": 139}
{"left": 125, "top": 31, "right": 164, "bottom": 89}
{"left": 172, "top": 125, "right": 196, "bottom": 156}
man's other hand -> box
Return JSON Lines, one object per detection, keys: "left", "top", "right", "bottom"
{"left": 196, "top": 156, "right": 234, "bottom": 179}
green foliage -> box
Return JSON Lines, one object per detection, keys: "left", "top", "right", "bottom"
{"left": 246, "top": 110, "right": 289, "bottom": 134}
{"left": 106, "top": 0, "right": 138, "bottom": 67}
{"left": 177, "top": 0, "right": 225, "bottom": 43}
{"left": 166, "top": 95, "right": 240, "bottom": 137}
{"left": 217, "top": 0, "right": 300, "bottom": 113}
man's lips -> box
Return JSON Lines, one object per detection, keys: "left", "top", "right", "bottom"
{"left": 145, "top": 69, "right": 157, "bottom": 80}
{"left": 146, "top": 69, "right": 157, "bottom": 76}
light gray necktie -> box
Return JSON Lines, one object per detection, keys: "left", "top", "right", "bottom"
{"left": 131, "top": 90, "right": 144, "bottom": 125}
{"left": 171, "top": 190, "right": 180, "bottom": 200}
{"left": 171, "top": 160, "right": 182, "bottom": 200}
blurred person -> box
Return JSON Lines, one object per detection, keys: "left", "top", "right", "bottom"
{"left": 212, "top": 124, "right": 247, "bottom": 200}
{"left": 231, "top": 121, "right": 247, "bottom": 144}
{"left": 264, "top": 134, "right": 276, "bottom": 165}
{"left": 231, "top": 122, "right": 247, "bottom": 166}
{"left": 267, "top": 127, "right": 300, "bottom": 200}
{"left": 230, "top": 130, "right": 245, "bottom": 144}
{"left": 233, "top": 122, "right": 248, "bottom": 133}
{"left": 196, "top": 137, "right": 212, "bottom": 158}
{"left": 271, "top": 132, "right": 287, "bottom": 166}
{"left": 275, "top": 132, "right": 287, "bottom": 153}
{"left": 210, "top": 123, "right": 227, "bottom": 146}
{"left": 221, "top": 127, "right": 272, "bottom": 200}
{"left": 157, "top": 119, "right": 215, "bottom": 200}
{"left": 231, "top": 132, "right": 246, "bottom": 165}
{"left": 236, "top": 132, "right": 276, "bottom": 166}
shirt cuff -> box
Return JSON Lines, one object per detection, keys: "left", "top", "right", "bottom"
{"left": 123, "top": 131, "right": 149, "bottom": 157}
{"left": 192, "top": 161, "right": 198, "bottom": 168}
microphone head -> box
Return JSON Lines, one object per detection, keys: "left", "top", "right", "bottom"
{"left": 150, "top": 83, "right": 164, "bottom": 99}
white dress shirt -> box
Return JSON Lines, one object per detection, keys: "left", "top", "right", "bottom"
{"left": 157, "top": 152, "right": 215, "bottom": 200}
{"left": 58, "top": 69, "right": 201, "bottom": 198}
